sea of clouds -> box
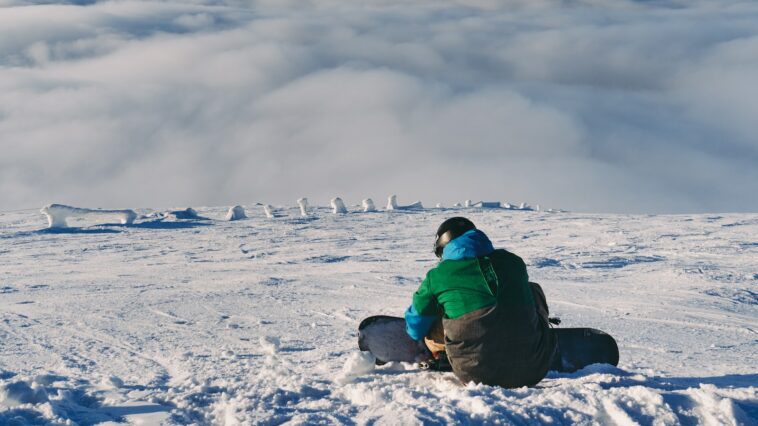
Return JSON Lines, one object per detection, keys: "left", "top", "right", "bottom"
{"left": 1, "top": 0, "right": 757, "bottom": 213}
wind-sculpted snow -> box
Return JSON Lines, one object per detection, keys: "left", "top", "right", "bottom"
{"left": 0, "top": 206, "right": 756, "bottom": 424}
{"left": 40, "top": 203, "right": 137, "bottom": 228}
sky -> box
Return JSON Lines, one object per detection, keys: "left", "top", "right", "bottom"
{"left": 1, "top": 0, "right": 757, "bottom": 213}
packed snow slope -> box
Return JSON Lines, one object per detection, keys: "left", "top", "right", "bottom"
{"left": 0, "top": 206, "right": 756, "bottom": 425}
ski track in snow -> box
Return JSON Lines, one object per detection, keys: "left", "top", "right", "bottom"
{"left": 0, "top": 206, "right": 756, "bottom": 425}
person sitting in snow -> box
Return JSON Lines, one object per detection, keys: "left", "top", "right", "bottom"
{"left": 405, "top": 217, "right": 557, "bottom": 388}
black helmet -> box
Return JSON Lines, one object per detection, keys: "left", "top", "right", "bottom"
{"left": 434, "top": 217, "right": 476, "bottom": 258}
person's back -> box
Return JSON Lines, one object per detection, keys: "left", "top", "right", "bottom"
{"left": 405, "top": 217, "right": 556, "bottom": 387}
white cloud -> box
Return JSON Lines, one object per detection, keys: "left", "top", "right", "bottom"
{"left": 1, "top": 0, "right": 757, "bottom": 212}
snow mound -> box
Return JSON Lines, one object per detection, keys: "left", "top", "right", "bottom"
{"left": 386, "top": 195, "right": 423, "bottom": 211}
{"left": 40, "top": 204, "right": 137, "bottom": 228}
{"left": 336, "top": 351, "right": 375, "bottom": 384}
{"left": 225, "top": 205, "right": 246, "bottom": 221}
{"left": 362, "top": 198, "right": 376, "bottom": 212}
{"left": 168, "top": 207, "right": 201, "bottom": 219}
{"left": 331, "top": 197, "right": 348, "bottom": 214}
{"left": 263, "top": 205, "right": 275, "bottom": 219}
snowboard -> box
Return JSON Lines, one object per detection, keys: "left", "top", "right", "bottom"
{"left": 358, "top": 315, "right": 619, "bottom": 373}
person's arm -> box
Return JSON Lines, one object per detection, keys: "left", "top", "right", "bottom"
{"left": 405, "top": 273, "right": 441, "bottom": 341}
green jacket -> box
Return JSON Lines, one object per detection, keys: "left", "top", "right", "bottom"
{"left": 413, "top": 249, "right": 535, "bottom": 320}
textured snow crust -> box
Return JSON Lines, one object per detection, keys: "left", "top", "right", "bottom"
{"left": 0, "top": 206, "right": 756, "bottom": 424}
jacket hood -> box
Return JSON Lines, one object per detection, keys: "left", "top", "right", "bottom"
{"left": 442, "top": 229, "right": 495, "bottom": 261}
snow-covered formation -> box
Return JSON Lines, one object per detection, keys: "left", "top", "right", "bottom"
{"left": 386, "top": 195, "right": 397, "bottom": 210}
{"left": 297, "top": 198, "right": 309, "bottom": 216}
{"left": 2, "top": 206, "right": 756, "bottom": 424}
{"left": 331, "top": 197, "right": 348, "bottom": 214}
{"left": 263, "top": 204, "right": 274, "bottom": 218}
{"left": 362, "top": 198, "right": 376, "bottom": 212}
{"left": 435, "top": 203, "right": 443, "bottom": 208}
{"left": 386, "top": 195, "right": 423, "bottom": 211}
{"left": 40, "top": 204, "right": 137, "bottom": 228}
{"left": 169, "top": 207, "right": 200, "bottom": 219}
{"left": 464, "top": 199, "right": 472, "bottom": 208}
{"left": 473, "top": 201, "right": 501, "bottom": 209}
{"left": 225, "top": 205, "right": 246, "bottom": 221}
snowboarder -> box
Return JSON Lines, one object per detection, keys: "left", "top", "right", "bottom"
{"left": 404, "top": 217, "right": 557, "bottom": 388}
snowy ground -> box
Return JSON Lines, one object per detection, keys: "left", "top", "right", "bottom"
{"left": 0, "top": 205, "right": 756, "bottom": 425}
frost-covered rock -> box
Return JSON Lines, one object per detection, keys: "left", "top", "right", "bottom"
{"left": 386, "top": 195, "right": 423, "bottom": 211}
{"left": 331, "top": 197, "right": 348, "bottom": 214}
{"left": 362, "top": 198, "right": 376, "bottom": 212}
{"left": 225, "top": 205, "right": 246, "bottom": 221}
{"left": 263, "top": 205, "right": 275, "bottom": 219}
{"left": 297, "top": 198, "right": 309, "bottom": 216}
{"left": 40, "top": 204, "right": 137, "bottom": 228}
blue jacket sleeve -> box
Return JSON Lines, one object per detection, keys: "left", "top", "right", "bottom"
{"left": 404, "top": 305, "right": 438, "bottom": 341}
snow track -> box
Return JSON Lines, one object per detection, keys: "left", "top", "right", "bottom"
{"left": 0, "top": 206, "right": 756, "bottom": 424}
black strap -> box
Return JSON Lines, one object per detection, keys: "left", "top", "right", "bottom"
{"left": 478, "top": 256, "right": 499, "bottom": 297}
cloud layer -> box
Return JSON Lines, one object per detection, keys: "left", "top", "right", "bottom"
{"left": 2, "top": 0, "right": 757, "bottom": 213}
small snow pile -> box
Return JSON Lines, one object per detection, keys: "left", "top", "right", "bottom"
{"left": 297, "top": 198, "right": 309, "bottom": 216}
{"left": 331, "top": 197, "right": 348, "bottom": 214}
{"left": 0, "top": 380, "right": 49, "bottom": 406}
{"left": 259, "top": 336, "right": 280, "bottom": 355}
{"left": 169, "top": 207, "right": 200, "bottom": 219}
{"left": 336, "top": 351, "right": 375, "bottom": 384}
{"left": 225, "top": 205, "right": 246, "bottom": 221}
{"left": 362, "top": 198, "right": 376, "bottom": 212}
{"left": 263, "top": 205, "right": 275, "bottom": 219}
{"left": 386, "top": 195, "right": 423, "bottom": 211}
{"left": 40, "top": 204, "right": 137, "bottom": 228}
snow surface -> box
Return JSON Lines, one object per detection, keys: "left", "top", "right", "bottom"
{"left": 0, "top": 206, "right": 756, "bottom": 424}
